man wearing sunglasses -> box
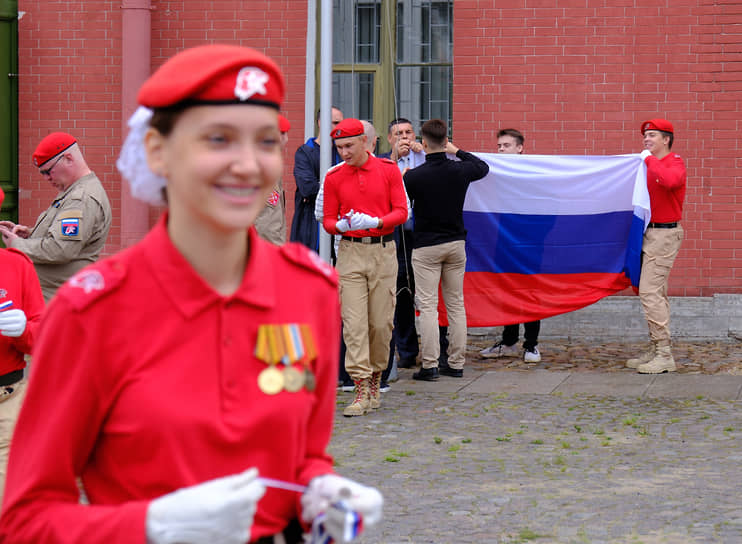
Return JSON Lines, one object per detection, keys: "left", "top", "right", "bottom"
{"left": 0, "top": 132, "right": 112, "bottom": 302}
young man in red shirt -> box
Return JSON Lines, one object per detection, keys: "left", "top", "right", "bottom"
{"left": 626, "top": 118, "right": 687, "bottom": 374}
{"left": 322, "top": 118, "right": 408, "bottom": 416}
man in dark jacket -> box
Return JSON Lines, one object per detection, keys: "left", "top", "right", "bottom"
{"left": 289, "top": 107, "right": 343, "bottom": 250}
{"left": 404, "top": 119, "right": 489, "bottom": 380}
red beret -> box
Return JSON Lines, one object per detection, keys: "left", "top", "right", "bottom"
{"left": 331, "top": 118, "right": 364, "bottom": 140}
{"left": 138, "top": 44, "right": 285, "bottom": 110}
{"left": 32, "top": 132, "right": 77, "bottom": 167}
{"left": 278, "top": 114, "right": 291, "bottom": 133}
{"left": 641, "top": 118, "right": 674, "bottom": 135}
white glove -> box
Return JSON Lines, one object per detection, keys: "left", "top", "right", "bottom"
{"left": 336, "top": 217, "right": 351, "bottom": 233}
{"left": 301, "top": 474, "right": 383, "bottom": 528}
{"left": 0, "top": 309, "right": 27, "bottom": 337}
{"left": 146, "top": 468, "right": 266, "bottom": 544}
{"left": 349, "top": 212, "right": 380, "bottom": 231}
{"left": 640, "top": 149, "right": 652, "bottom": 160}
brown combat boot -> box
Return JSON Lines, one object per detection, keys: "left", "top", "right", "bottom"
{"left": 343, "top": 378, "right": 370, "bottom": 417}
{"left": 637, "top": 341, "right": 677, "bottom": 374}
{"left": 626, "top": 342, "right": 656, "bottom": 369}
{"left": 368, "top": 371, "right": 382, "bottom": 410}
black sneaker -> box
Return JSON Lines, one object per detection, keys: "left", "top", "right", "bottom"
{"left": 412, "top": 367, "right": 439, "bottom": 381}
{"left": 379, "top": 381, "right": 391, "bottom": 393}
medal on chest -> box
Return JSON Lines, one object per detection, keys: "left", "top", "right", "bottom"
{"left": 257, "top": 366, "right": 284, "bottom": 395}
{"left": 282, "top": 367, "right": 305, "bottom": 392}
{"left": 255, "top": 323, "right": 318, "bottom": 394}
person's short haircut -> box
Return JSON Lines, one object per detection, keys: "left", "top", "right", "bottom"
{"left": 387, "top": 117, "right": 413, "bottom": 134}
{"left": 420, "top": 119, "right": 447, "bottom": 147}
{"left": 661, "top": 131, "right": 674, "bottom": 149}
{"left": 317, "top": 106, "right": 342, "bottom": 121}
{"left": 497, "top": 128, "right": 524, "bottom": 147}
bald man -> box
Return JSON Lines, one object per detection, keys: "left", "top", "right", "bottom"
{"left": 0, "top": 133, "right": 111, "bottom": 302}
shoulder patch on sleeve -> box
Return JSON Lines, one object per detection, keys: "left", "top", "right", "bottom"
{"left": 57, "top": 209, "right": 83, "bottom": 240}
{"left": 58, "top": 257, "right": 127, "bottom": 310}
{"left": 279, "top": 243, "right": 338, "bottom": 286}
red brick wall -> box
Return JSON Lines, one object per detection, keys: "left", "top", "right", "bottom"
{"left": 454, "top": 1, "right": 742, "bottom": 296}
{"left": 148, "top": 0, "right": 308, "bottom": 227}
{"left": 17, "top": 0, "right": 309, "bottom": 252}
{"left": 16, "top": 1, "right": 742, "bottom": 296}
{"left": 17, "top": 0, "right": 123, "bottom": 254}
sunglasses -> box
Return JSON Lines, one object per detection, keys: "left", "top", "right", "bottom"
{"left": 39, "top": 154, "right": 65, "bottom": 176}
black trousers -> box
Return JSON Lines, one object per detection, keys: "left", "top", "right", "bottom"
{"left": 502, "top": 321, "right": 541, "bottom": 351}
{"left": 338, "top": 323, "right": 351, "bottom": 384}
{"left": 384, "top": 227, "right": 418, "bottom": 376}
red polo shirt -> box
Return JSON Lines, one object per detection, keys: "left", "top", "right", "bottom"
{"left": 645, "top": 152, "right": 686, "bottom": 223}
{"left": 0, "top": 248, "right": 44, "bottom": 376}
{"left": 322, "top": 152, "right": 408, "bottom": 236}
{"left": 0, "top": 215, "right": 340, "bottom": 543}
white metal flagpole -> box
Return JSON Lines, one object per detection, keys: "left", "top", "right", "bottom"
{"left": 317, "top": 0, "right": 333, "bottom": 263}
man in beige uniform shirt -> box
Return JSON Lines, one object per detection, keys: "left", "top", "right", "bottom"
{"left": 0, "top": 132, "right": 112, "bottom": 302}
{"left": 254, "top": 114, "right": 290, "bottom": 245}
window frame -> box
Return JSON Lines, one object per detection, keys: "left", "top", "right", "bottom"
{"left": 319, "top": 0, "right": 452, "bottom": 155}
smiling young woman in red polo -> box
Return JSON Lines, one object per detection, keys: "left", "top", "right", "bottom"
{"left": 0, "top": 44, "right": 381, "bottom": 544}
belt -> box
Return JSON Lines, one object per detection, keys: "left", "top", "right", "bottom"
{"left": 647, "top": 222, "right": 678, "bottom": 229}
{"left": 0, "top": 370, "right": 23, "bottom": 387}
{"left": 341, "top": 233, "right": 394, "bottom": 244}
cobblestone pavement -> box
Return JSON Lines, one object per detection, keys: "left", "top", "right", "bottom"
{"left": 461, "top": 335, "right": 742, "bottom": 375}
{"left": 328, "top": 337, "right": 742, "bottom": 543}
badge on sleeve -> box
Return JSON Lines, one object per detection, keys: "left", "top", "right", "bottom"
{"left": 68, "top": 270, "right": 105, "bottom": 293}
{"left": 266, "top": 189, "right": 280, "bottom": 207}
{"left": 61, "top": 218, "right": 80, "bottom": 237}
{"left": 58, "top": 210, "right": 83, "bottom": 240}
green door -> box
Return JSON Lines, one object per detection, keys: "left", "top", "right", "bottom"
{"left": 0, "top": 0, "right": 18, "bottom": 224}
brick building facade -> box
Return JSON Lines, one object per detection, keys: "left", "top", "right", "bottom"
{"left": 8, "top": 0, "right": 742, "bottom": 297}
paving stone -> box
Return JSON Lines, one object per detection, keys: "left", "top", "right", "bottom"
{"left": 331, "top": 336, "right": 742, "bottom": 543}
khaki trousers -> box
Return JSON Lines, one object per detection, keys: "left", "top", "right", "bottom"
{"left": 0, "top": 380, "right": 27, "bottom": 505}
{"left": 639, "top": 225, "right": 684, "bottom": 342}
{"left": 337, "top": 239, "right": 397, "bottom": 380}
{"left": 412, "top": 240, "right": 467, "bottom": 369}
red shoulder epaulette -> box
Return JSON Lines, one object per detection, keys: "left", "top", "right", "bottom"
{"left": 59, "top": 257, "right": 127, "bottom": 311}
{"left": 279, "top": 243, "right": 338, "bottom": 287}
{"left": 5, "top": 247, "right": 34, "bottom": 265}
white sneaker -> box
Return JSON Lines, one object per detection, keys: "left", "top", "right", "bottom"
{"left": 480, "top": 341, "right": 519, "bottom": 359}
{"left": 524, "top": 347, "right": 541, "bottom": 363}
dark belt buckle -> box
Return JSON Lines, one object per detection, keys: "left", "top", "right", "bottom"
{"left": 361, "top": 236, "right": 372, "bottom": 244}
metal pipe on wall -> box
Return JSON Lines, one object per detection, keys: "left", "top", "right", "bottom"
{"left": 120, "top": 0, "right": 152, "bottom": 247}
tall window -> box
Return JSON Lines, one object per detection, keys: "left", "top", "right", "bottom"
{"left": 395, "top": 1, "right": 453, "bottom": 131}
{"left": 328, "top": 0, "right": 453, "bottom": 151}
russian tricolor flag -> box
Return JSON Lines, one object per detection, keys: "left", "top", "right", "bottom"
{"left": 463, "top": 153, "right": 650, "bottom": 327}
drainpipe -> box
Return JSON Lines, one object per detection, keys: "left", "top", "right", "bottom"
{"left": 120, "top": 0, "right": 151, "bottom": 247}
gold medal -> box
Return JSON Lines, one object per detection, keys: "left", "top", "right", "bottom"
{"left": 258, "top": 367, "right": 284, "bottom": 395}
{"left": 283, "top": 366, "right": 305, "bottom": 392}
{"left": 304, "top": 369, "right": 316, "bottom": 392}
